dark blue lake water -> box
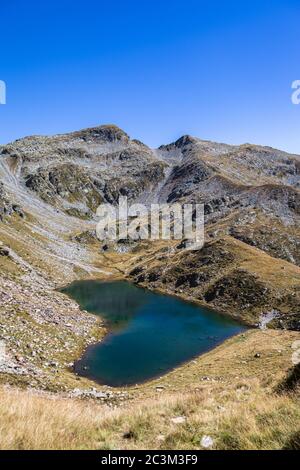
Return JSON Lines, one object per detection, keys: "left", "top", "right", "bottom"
{"left": 61, "top": 280, "right": 245, "bottom": 387}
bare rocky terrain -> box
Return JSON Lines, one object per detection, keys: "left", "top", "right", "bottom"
{"left": 0, "top": 124, "right": 300, "bottom": 399}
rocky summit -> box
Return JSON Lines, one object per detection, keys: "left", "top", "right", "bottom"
{"left": 0, "top": 124, "right": 300, "bottom": 395}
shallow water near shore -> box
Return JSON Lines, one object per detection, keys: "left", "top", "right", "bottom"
{"left": 61, "top": 280, "right": 246, "bottom": 387}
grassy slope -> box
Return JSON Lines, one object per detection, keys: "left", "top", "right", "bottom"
{"left": 1, "top": 386, "right": 299, "bottom": 450}
{"left": 126, "top": 236, "right": 300, "bottom": 327}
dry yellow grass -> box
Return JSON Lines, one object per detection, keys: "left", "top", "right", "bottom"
{"left": 0, "top": 378, "right": 299, "bottom": 450}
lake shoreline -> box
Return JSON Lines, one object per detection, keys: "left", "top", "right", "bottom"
{"left": 61, "top": 279, "right": 247, "bottom": 387}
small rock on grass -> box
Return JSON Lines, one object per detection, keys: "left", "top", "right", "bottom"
{"left": 171, "top": 416, "right": 186, "bottom": 424}
{"left": 200, "top": 435, "right": 214, "bottom": 449}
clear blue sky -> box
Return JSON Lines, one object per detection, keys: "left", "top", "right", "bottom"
{"left": 1, "top": 0, "right": 300, "bottom": 152}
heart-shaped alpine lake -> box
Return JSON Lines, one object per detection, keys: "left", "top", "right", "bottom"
{"left": 61, "top": 280, "right": 246, "bottom": 387}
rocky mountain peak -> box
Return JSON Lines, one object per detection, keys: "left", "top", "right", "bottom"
{"left": 173, "top": 135, "right": 199, "bottom": 148}
{"left": 68, "top": 124, "right": 130, "bottom": 143}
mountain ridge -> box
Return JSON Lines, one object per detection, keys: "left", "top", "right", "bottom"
{"left": 0, "top": 124, "right": 299, "bottom": 263}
